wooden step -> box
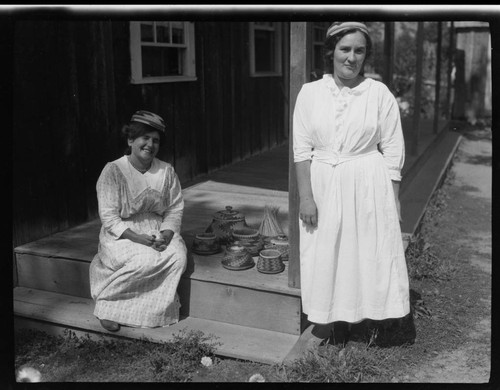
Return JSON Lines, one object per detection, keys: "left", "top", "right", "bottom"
{"left": 15, "top": 251, "right": 301, "bottom": 335}
{"left": 400, "top": 130, "right": 462, "bottom": 236}
{"left": 13, "top": 287, "right": 299, "bottom": 365}
{"left": 14, "top": 179, "right": 301, "bottom": 335}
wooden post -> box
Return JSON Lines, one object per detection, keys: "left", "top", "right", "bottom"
{"left": 288, "top": 22, "right": 310, "bottom": 289}
{"left": 433, "top": 22, "right": 442, "bottom": 134}
{"left": 383, "top": 22, "right": 395, "bottom": 91}
{"left": 452, "top": 49, "right": 466, "bottom": 120}
{"left": 283, "top": 23, "right": 290, "bottom": 140}
{"left": 445, "top": 22, "right": 454, "bottom": 120}
{"left": 411, "top": 22, "right": 424, "bottom": 156}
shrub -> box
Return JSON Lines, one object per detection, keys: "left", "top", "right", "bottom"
{"left": 281, "top": 343, "right": 396, "bottom": 383}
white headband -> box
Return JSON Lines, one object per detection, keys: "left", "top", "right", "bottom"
{"left": 326, "top": 22, "right": 369, "bottom": 38}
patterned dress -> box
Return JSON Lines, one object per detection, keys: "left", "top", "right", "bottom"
{"left": 89, "top": 155, "right": 187, "bottom": 328}
{"left": 293, "top": 74, "right": 410, "bottom": 324}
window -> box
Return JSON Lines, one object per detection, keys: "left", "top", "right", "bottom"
{"left": 249, "top": 22, "right": 282, "bottom": 77}
{"left": 130, "top": 21, "right": 196, "bottom": 84}
{"left": 312, "top": 22, "right": 329, "bottom": 73}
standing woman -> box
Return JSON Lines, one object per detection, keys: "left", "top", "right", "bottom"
{"left": 293, "top": 22, "right": 410, "bottom": 346}
{"left": 90, "top": 110, "right": 187, "bottom": 332}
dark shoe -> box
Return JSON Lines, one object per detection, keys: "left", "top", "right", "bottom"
{"left": 99, "top": 319, "right": 120, "bottom": 332}
{"left": 311, "top": 323, "right": 334, "bottom": 339}
{"left": 329, "top": 321, "right": 350, "bottom": 346}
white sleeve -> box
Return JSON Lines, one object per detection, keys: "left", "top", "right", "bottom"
{"left": 293, "top": 84, "right": 314, "bottom": 163}
{"left": 159, "top": 167, "right": 184, "bottom": 234}
{"left": 96, "top": 164, "right": 129, "bottom": 239}
{"left": 378, "top": 86, "right": 405, "bottom": 181}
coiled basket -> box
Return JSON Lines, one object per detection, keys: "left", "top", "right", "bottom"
{"left": 257, "top": 249, "right": 285, "bottom": 274}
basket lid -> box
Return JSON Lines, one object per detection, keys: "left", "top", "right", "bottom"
{"left": 270, "top": 235, "right": 288, "bottom": 245}
{"left": 213, "top": 206, "right": 245, "bottom": 221}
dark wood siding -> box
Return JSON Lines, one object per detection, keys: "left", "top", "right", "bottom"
{"left": 13, "top": 21, "right": 289, "bottom": 247}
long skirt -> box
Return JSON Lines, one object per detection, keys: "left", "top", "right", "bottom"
{"left": 89, "top": 212, "right": 187, "bottom": 328}
{"left": 299, "top": 153, "right": 410, "bottom": 324}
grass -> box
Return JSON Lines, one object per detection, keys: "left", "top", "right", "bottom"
{"left": 278, "top": 342, "right": 406, "bottom": 383}
{"left": 15, "top": 328, "right": 221, "bottom": 382}
{"left": 13, "top": 125, "right": 491, "bottom": 383}
{"left": 147, "top": 329, "right": 221, "bottom": 382}
{"left": 406, "top": 185, "right": 458, "bottom": 283}
{"left": 14, "top": 327, "right": 410, "bottom": 383}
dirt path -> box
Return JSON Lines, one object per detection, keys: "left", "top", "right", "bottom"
{"left": 409, "top": 128, "right": 491, "bottom": 383}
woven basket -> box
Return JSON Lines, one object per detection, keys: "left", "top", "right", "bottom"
{"left": 264, "top": 235, "right": 289, "bottom": 261}
{"left": 192, "top": 232, "right": 221, "bottom": 255}
{"left": 231, "top": 228, "right": 264, "bottom": 256}
{"left": 221, "top": 244, "right": 255, "bottom": 270}
{"left": 232, "top": 228, "right": 259, "bottom": 240}
{"left": 257, "top": 249, "right": 285, "bottom": 274}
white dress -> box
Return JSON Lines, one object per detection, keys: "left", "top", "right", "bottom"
{"left": 89, "top": 155, "right": 187, "bottom": 328}
{"left": 293, "top": 74, "right": 410, "bottom": 324}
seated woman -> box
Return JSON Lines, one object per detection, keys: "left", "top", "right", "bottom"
{"left": 89, "top": 110, "right": 187, "bottom": 332}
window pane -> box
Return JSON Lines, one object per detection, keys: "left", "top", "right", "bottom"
{"left": 171, "top": 22, "right": 185, "bottom": 44}
{"left": 255, "top": 29, "right": 274, "bottom": 72}
{"left": 142, "top": 46, "right": 183, "bottom": 77}
{"left": 313, "top": 27, "right": 325, "bottom": 43}
{"left": 156, "top": 22, "right": 171, "bottom": 43}
{"left": 313, "top": 45, "right": 324, "bottom": 71}
{"left": 141, "top": 22, "right": 154, "bottom": 42}
{"left": 255, "top": 22, "right": 274, "bottom": 27}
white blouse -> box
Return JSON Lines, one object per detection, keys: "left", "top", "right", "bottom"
{"left": 96, "top": 156, "right": 184, "bottom": 239}
{"left": 293, "top": 74, "right": 405, "bottom": 181}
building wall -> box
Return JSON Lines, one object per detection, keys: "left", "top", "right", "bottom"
{"left": 13, "top": 21, "right": 289, "bottom": 247}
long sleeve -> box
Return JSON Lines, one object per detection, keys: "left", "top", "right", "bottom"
{"left": 160, "top": 167, "right": 184, "bottom": 234}
{"left": 378, "top": 87, "right": 405, "bottom": 181}
{"left": 293, "top": 84, "right": 315, "bottom": 163}
{"left": 96, "top": 164, "right": 130, "bottom": 239}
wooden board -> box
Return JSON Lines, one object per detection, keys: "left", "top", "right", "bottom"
{"left": 17, "top": 254, "right": 92, "bottom": 298}
{"left": 15, "top": 182, "right": 289, "bottom": 259}
{"left": 14, "top": 287, "right": 299, "bottom": 364}
{"left": 187, "top": 180, "right": 288, "bottom": 197}
{"left": 183, "top": 185, "right": 289, "bottom": 236}
{"left": 14, "top": 219, "right": 101, "bottom": 260}
{"left": 178, "top": 278, "right": 301, "bottom": 334}
{"left": 182, "top": 251, "right": 299, "bottom": 296}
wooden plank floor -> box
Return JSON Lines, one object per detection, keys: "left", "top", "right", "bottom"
{"left": 14, "top": 143, "right": 296, "bottom": 297}
{"left": 183, "top": 141, "right": 290, "bottom": 192}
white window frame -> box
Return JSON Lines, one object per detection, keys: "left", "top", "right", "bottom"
{"left": 130, "top": 21, "right": 196, "bottom": 84}
{"left": 249, "top": 22, "right": 282, "bottom": 77}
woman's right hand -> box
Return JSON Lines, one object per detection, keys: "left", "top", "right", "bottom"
{"left": 136, "top": 233, "right": 156, "bottom": 247}
{"left": 299, "top": 198, "right": 318, "bottom": 228}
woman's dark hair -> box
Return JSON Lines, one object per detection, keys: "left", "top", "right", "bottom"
{"left": 323, "top": 28, "right": 372, "bottom": 75}
{"left": 122, "top": 121, "right": 165, "bottom": 155}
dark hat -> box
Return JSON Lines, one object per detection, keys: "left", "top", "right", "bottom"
{"left": 130, "top": 110, "right": 166, "bottom": 132}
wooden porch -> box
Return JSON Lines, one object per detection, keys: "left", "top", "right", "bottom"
{"left": 13, "top": 120, "right": 462, "bottom": 364}
{"left": 14, "top": 141, "right": 300, "bottom": 365}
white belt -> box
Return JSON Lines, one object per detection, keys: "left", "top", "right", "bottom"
{"left": 312, "top": 145, "right": 379, "bottom": 166}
